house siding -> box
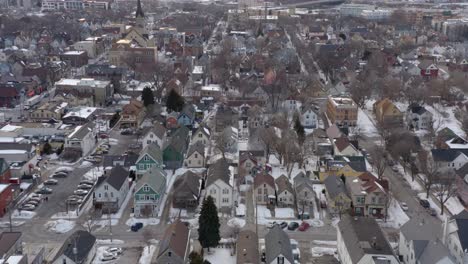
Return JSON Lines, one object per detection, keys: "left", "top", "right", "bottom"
{"left": 185, "top": 151, "right": 204, "bottom": 168}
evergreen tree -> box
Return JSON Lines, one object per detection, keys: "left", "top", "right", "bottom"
{"left": 189, "top": 252, "right": 204, "bottom": 264}
{"left": 198, "top": 196, "right": 220, "bottom": 251}
{"left": 56, "top": 143, "right": 64, "bottom": 155}
{"left": 42, "top": 142, "right": 52, "bottom": 155}
{"left": 166, "top": 89, "right": 185, "bottom": 112}
{"left": 294, "top": 117, "right": 305, "bottom": 145}
{"left": 142, "top": 87, "right": 155, "bottom": 107}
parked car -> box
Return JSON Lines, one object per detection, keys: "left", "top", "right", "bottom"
{"left": 74, "top": 189, "right": 89, "bottom": 196}
{"left": 67, "top": 197, "right": 82, "bottom": 205}
{"left": 279, "top": 222, "right": 288, "bottom": 229}
{"left": 52, "top": 172, "right": 68, "bottom": 178}
{"left": 419, "top": 199, "right": 430, "bottom": 208}
{"left": 428, "top": 208, "right": 437, "bottom": 216}
{"left": 99, "top": 133, "right": 109, "bottom": 139}
{"left": 400, "top": 202, "right": 409, "bottom": 211}
{"left": 131, "top": 222, "right": 143, "bottom": 232}
{"left": 44, "top": 179, "right": 58, "bottom": 185}
{"left": 36, "top": 187, "right": 52, "bottom": 194}
{"left": 55, "top": 169, "right": 71, "bottom": 174}
{"left": 20, "top": 204, "right": 35, "bottom": 211}
{"left": 100, "top": 254, "right": 117, "bottom": 262}
{"left": 267, "top": 222, "right": 277, "bottom": 229}
{"left": 287, "top": 222, "right": 299, "bottom": 231}
{"left": 391, "top": 165, "right": 399, "bottom": 172}
{"left": 120, "top": 129, "right": 133, "bottom": 135}
{"left": 298, "top": 222, "right": 310, "bottom": 231}
{"left": 80, "top": 180, "right": 95, "bottom": 185}
{"left": 77, "top": 184, "right": 93, "bottom": 190}
{"left": 106, "top": 248, "right": 123, "bottom": 255}
{"left": 25, "top": 200, "right": 39, "bottom": 206}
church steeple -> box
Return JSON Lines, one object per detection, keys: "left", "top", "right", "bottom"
{"left": 136, "top": 0, "right": 144, "bottom": 19}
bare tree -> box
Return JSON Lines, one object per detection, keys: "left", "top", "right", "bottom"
{"left": 369, "top": 145, "right": 387, "bottom": 180}
{"left": 433, "top": 170, "right": 458, "bottom": 215}
{"left": 258, "top": 127, "right": 278, "bottom": 164}
{"left": 419, "top": 151, "right": 439, "bottom": 198}
{"left": 460, "top": 111, "right": 468, "bottom": 140}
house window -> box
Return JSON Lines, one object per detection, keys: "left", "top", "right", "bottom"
{"left": 210, "top": 189, "right": 216, "bottom": 194}
{"left": 304, "top": 191, "right": 307, "bottom": 197}
{"left": 198, "top": 133, "right": 202, "bottom": 138}
{"left": 98, "top": 193, "right": 101, "bottom": 198}
{"left": 198, "top": 160, "right": 201, "bottom": 165}
{"left": 104, "top": 185, "right": 108, "bottom": 190}
{"left": 278, "top": 256, "right": 284, "bottom": 264}
{"left": 222, "top": 189, "right": 229, "bottom": 194}
{"left": 110, "top": 192, "right": 113, "bottom": 198}
{"left": 143, "top": 186, "right": 150, "bottom": 192}
{"left": 257, "top": 196, "right": 262, "bottom": 202}
{"left": 189, "top": 160, "right": 192, "bottom": 165}
{"left": 139, "top": 164, "right": 144, "bottom": 170}
{"left": 194, "top": 153, "right": 198, "bottom": 158}
{"left": 222, "top": 198, "right": 229, "bottom": 203}
{"left": 168, "top": 252, "right": 172, "bottom": 257}
{"left": 147, "top": 140, "right": 151, "bottom": 144}
{"left": 258, "top": 188, "right": 262, "bottom": 194}
{"left": 144, "top": 156, "right": 149, "bottom": 161}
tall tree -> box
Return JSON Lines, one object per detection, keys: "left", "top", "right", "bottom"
{"left": 433, "top": 171, "right": 458, "bottom": 215}
{"left": 142, "top": 87, "right": 155, "bottom": 107}
{"left": 198, "top": 196, "right": 220, "bottom": 251}
{"left": 166, "top": 89, "right": 185, "bottom": 112}
{"left": 369, "top": 145, "right": 387, "bottom": 180}
{"left": 294, "top": 117, "right": 305, "bottom": 145}
{"left": 42, "top": 142, "right": 52, "bottom": 155}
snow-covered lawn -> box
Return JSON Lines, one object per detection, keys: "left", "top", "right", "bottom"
{"left": 45, "top": 219, "right": 75, "bottom": 234}
{"left": 235, "top": 203, "right": 246, "bottom": 217}
{"left": 357, "top": 108, "right": 378, "bottom": 137}
{"left": 108, "top": 138, "right": 119, "bottom": 146}
{"left": 306, "top": 218, "right": 325, "bottom": 228}
{"left": 378, "top": 198, "right": 409, "bottom": 229}
{"left": 125, "top": 216, "right": 160, "bottom": 227}
{"left": 83, "top": 166, "right": 104, "bottom": 181}
{"left": 275, "top": 208, "right": 295, "bottom": 218}
{"left": 446, "top": 196, "right": 465, "bottom": 215}
{"left": 139, "top": 245, "right": 156, "bottom": 264}
{"left": 227, "top": 218, "right": 246, "bottom": 228}
{"left": 96, "top": 239, "right": 125, "bottom": 245}
{"left": 426, "top": 104, "right": 464, "bottom": 137}
{"left": 169, "top": 208, "right": 187, "bottom": 218}
{"left": 311, "top": 247, "right": 337, "bottom": 257}
{"left": 312, "top": 240, "right": 337, "bottom": 246}
{"left": 51, "top": 211, "right": 80, "bottom": 219}
{"left": 204, "top": 248, "right": 236, "bottom": 264}
{"left": 0, "top": 221, "right": 24, "bottom": 228}
{"left": 92, "top": 246, "right": 122, "bottom": 264}
{"left": 396, "top": 165, "right": 423, "bottom": 191}
{"left": 11, "top": 210, "right": 36, "bottom": 219}
{"left": 256, "top": 205, "right": 272, "bottom": 225}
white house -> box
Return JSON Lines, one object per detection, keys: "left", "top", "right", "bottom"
{"left": 300, "top": 105, "right": 319, "bottom": 129}
{"left": 443, "top": 211, "right": 468, "bottom": 264}
{"left": 52, "top": 230, "right": 96, "bottom": 264}
{"left": 282, "top": 96, "right": 301, "bottom": 113}
{"left": 406, "top": 104, "right": 433, "bottom": 130}
{"left": 142, "top": 123, "right": 166, "bottom": 149}
{"left": 432, "top": 149, "right": 468, "bottom": 170}
{"left": 275, "top": 175, "right": 295, "bottom": 207}
{"left": 185, "top": 141, "right": 205, "bottom": 168}
{"left": 205, "top": 159, "right": 233, "bottom": 212}
{"left": 191, "top": 126, "right": 210, "bottom": 145}
{"left": 337, "top": 215, "right": 399, "bottom": 264}
{"left": 265, "top": 225, "right": 294, "bottom": 264}
{"left": 64, "top": 122, "right": 96, "bottom": 157}
{"left": 333, "top": 137, "right": 361, "bottom": 157}
{"left": 93, "top": 166, "right": 129, "bottom": 213}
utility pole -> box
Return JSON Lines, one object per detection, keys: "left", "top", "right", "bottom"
{"left": 108, "top": 207, "right": 113, "bottom": 242}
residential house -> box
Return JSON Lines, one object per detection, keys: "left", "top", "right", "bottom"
{"left": 163, "top": 126, "right": 190, "bottom": 170}
{"left": 103, "top": 154, "right": 138, "bottom": 170}
{"left": 311, "top": 129, "right": 333, "bottom": 155}
{"left": 0, "top": 158, "right": 11, "bottom": 184}
{"left": 120, "top": 100, "right": 146, "bottom": 128}
{"left": 443, "top": 210, "right": 468, "bottom": 264}
{"left": 346, "top": 173, "right": 388, "bottom": 218}
{"left": 93, "top": 165, "right": 129, "bottom": 213}
{"left": 185, "top": 142, "right": 205, "bottom": 168}
{"left": 264, "top": 225, "right": 294, "bottom": 264}
{"left": 237, "top": 229, "right": 259, "bottom": 264}
{"left": 282, "top": 95, "right": 301, "bottom": 113}
{"left": 156, "top": 220, "right": 191, "bottom": 264}
{"left": 215, "top": 105, "right": 238, "bottom": 133}
{"left": 177, "top": 104, "right": 195, "bottom": 127}
{"left": 294, "top": 172, "right": 316, "bottom": 208}
{"left": 323, "top": 175, "right": 351, "bottom": 216}
{"left": 191, "top": 126, "right": 210, "bottom": 145}
{"left": 60, "top": 51, "right": 88, "bottom": 68}
{"left": 172, "top": 170, "right": 201, "bottom": 209}
{"left": 337, "top": 215, "right": 399, "bottom": 264}
{"left": 373, "top": 98, "right": 403, "bottom": 127}
{"left": 62, "top": 107, "right": 97, "bottom": 125}
{"left": 455, "top": 164, "right": 468, "bottom": 205}
{"left": 30, "top": 102, "right": 67, "bottom": 122}
{"left": 326, "top": 96, "right": 358, "bottom": 127}
{"left": 0, "top": 232, "right": 23, "bottom": 260}
{"left": 239, "top": 151, "right": 258, "bottom": 177}
{"left": 406, "top": 104, "right": 433, "bottom": 131}
{"left": 444, "top": 137, "right": 468, "bottom": 150}
{"left": 135, "top": 143, "right": 163, "bottom": 178}
{"left": 52, "top": 230, "right": 96, "bottom": 264}
{"left": 333, "top": 137, "right": 360, "bottom": 157}
{"left": 431, "top": 149, "right": 468, "bottom": 171}
{"left": 64, "top": 122, "right": 96, "bottom": 157}
{"left": 419, "top": 60, "right": 439, "bottom": 78}
{"left": 436, "top": 128, "right": 464, "bottom": 149}
{"left": 142, "top": 123, "right": 166, "bottom": 150}
{"left": 253, "top": 172, "right": 275, "bottom": 205}
{"left": 300, "top": 105, "right": 319, "bottom": 129}
{"left": 275, "top": 175, "right": 294, "bottom": 207}
{"left": 319, "top": 156, "right": 367, "bottom": 181}
{"left": 205, "top": 159, "right": 233, "bottom": 212}
{"left": 399, "top": 217, "right": 455, "bottom": 264}
{"left": 133, "top": 167, "right": 166, "bottom": 217}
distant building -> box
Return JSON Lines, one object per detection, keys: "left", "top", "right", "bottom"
{"left": 60, "top": 51, "right": 88, "bottom": 68}
{"left": 64, "top": 122, "right": 96, "bottom": 157}
{"left": 326, "top": 96, "right": 358, "bottom": 127}
{"left": 55, "top": 78, "right": 113, "bottom": 107}
{"left": 41, "top": 0, "right": 110, "bottom": 11}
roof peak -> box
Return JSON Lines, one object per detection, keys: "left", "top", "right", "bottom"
{"left": 136, "top": 0, "right": 144, "bottom": 18}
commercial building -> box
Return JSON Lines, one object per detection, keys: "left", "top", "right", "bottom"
{"left": 41, "top": 0, "right": 110, "bottom": 11}
{"left": 55, "top": 78, "right": 112, "bottom": 107}
{"left": 326, "top": 96, "right": 358, "bottom": 127}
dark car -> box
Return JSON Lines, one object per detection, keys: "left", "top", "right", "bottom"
{"left": 428, "top": 207, "right": 437, "bottom": 216}
{"left": 52, "top": 172, "right": 67, "bottom": 178}
{"left": 44, "top": 179, "right": 58, "bottom": 185}
{"left": 287, "top": 222, "right": 299, "bottom": 231}
{"left": 279, "top": 222, "right": 288, "bottom": 229}
{"left": 419, "top": 199, "right": 430, "bottom": 208}
{"left": 131, "top": 222, "right": 143, "bottom": 232}
{"left": 36, "top": 187, "right": 52, "bottom": 194}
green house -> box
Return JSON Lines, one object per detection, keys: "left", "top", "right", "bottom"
{"left": 134, "top": 167, "right": 166, "bottom": 217}
{"left": 136, "top": 143, "right": 163, "bottom": 177}
{"left": 163, "top": 126, "right": 190, "bottom": 170}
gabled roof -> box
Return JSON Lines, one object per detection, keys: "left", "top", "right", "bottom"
{"left": 431, "top": 149, "right": 468, "bottom": 162}
{"left": 326, "top": 124, "right": 342, "bottom": 139}
{"left": 164, "top": 126, "right": 190, "bottom": 153}
{"left": 254, "top": 172, "right": 275, "bottom": 189}
{"left": 418, "top": 60, "right": 438, "bottom": 70}
{"left": 0, "top": 232, "right": 21, "bottom": 256}
{"left": 179, "top": 104, "right": 195, "bottom": 120}
{"left": 173, "top": 171, "right": 201, "bottom": 199}
{"left": 0, "top": 158, "right": 9, "bottom": 175}
{"left": 324, "top": 175, "right": 348, "bottom": 200}
{"left": 239, "top": 151, "right": 258, "bottom": 165}
{"left": 137, "top": 166, "right": 166, "bottom": 194}
{"left": 206, "top": 159, "right": 231, "bottom": 187}
{"left": 103, "top": 154, "right": 138, "bottom": 168}
{"left": 452, "top": 210, "right": 468, "bottom": 251}
{"left": 275, "top": 175, "right": 293, "bottom": 194}
{"left": 334, "top": 137, "right": 354, "bottom": 152}
{"left": 193, "top": 125, "right": 210, "bottom": 139}
{"left": 401, "top": 217, "right": 440, "bottom": 241}
{"left": 98, "top": 165, "right": 128, "bottom": 190}
{"left": 54, "top": 230, "right": 96, "bottom": 263}
{"left": 146, "top": 123, "right": 166, "bottom": 139}
{"left": 157, "top": 220, "right": 190, "bottom": 260}
{"left": 187, "top": 141, "right": 205, "bottom": 157}
{"left": 237, "top": 229, "right": 259, "bottom": 264}
{"left": 140, "top": 143, "right": 163, "bottom": 163}
{"left": 265, "top": 225, "right": 294, "bottom": 264}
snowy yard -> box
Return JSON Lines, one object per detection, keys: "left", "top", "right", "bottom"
{"left": 139, "top": 245, "right": 156, "bottom": 264}
{"left": 11, "top": 210, "right": 36, "bottom": 219}
{"left": 45, "top": 219, "right": 75, "bottom": 234}
{"left": 83, "top": 166, "right": 104, "bottom": 181}
{"left": 256, "top": 205, "right": 272, "bottom": 225}
{"left": 204, "top": 248, "right": 236, "bottom": 264}
{"left": 125, "top": 216, "right": 160, "bottom": 227}
{"left": 396, "top": 165, "right": 423, "bottom": 191}
{"left": 378, "top": 198, "right": 409, "bottom": 229}
{"left": 357, "top": 108, "right": 378, "bottom": 137}
{"left": 445, "top": 196, "right": 465, "bottom": 215}
{"left": 227, "top": 218, "right": 246, "bottom": 228}
{"left": 275, "top": 208, "right": 295, "bottom": 218}
{"left": 311, "top": 247, "right": 338, "bottom": 257}
{"left": 426, "top": 104, "right": 464, "bottom": 137}
{"left": 96, "top": 239, "right": 125, "bottom": 245}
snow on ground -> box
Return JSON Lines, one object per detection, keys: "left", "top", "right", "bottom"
{"left": 54, "top": 166, "right": 74, "bottom": 172}
{"left": 11, "top": 210, "right": 36, "bottom": 219}
{"left": 426, "top": 104, "right": 464, "bottom": 137}
{"left": 311, "top": 247, "right": 338, "bottom": 257}
{"left": 51, "top": 211, "right": 80, "bottom": 219}
{"left": 102, "top": 184, "right": 134, "bottom": 220}
{"left": 357, "top": 108, "right": 379, "bottom": 137}
{"left": 313, "top": 184, "right": 326, "bottom": 202}
{"left": 417, "top": 193, "right": 448, "bottom": 221}
{"left": 91, "top": 219, "right": 119, "bottom": 232}
{"left": 96, "top": 239, "right": 125, "bottom": 245}
{"left": 83, "top": 166, "right": 104, "bottom": 181}
{"left": 313, "top": 240, "right": 337, "bottom": 246}
{"left": 227, "top": 218, "right": 246, "bottom": 228}
{"left": 108, "top": 138, "right": 119, "bottom": 146}
{"left": 204, "top": 248, "right": 236, "bottom": 264}
{"left": 256, "top": 205, "right": 272, "bottom": 225}
{"left": 446, "top": 196, "right": 465, "bottom": 215}
{"left": 238, "top": 140, "right": 248, "bottom": 151}
{"left": 396, "top": 164, "right": 423, "bottom": 191}
{"left": 48, "top": 153, "right": 58, "bottom": 160}
{"left": 378, "top": 198, "right": 409, "bottom": 229}
{"left": 270, "top": 163, "right": 305, "bottom": 182}
{"left": 275, "top": 208, "right": 295, "bottom": 218}
{"left": 45, "top": 219, "right": 75, "bottom": 234}
{"left": 79, "top": 161, "right": 93, "bottom": 168}
{"left": 169, "top": 208, "right": 187, "bottom": 218}
{"left": 92, "top": 246, "right": 111, "bottom": 264}
{"left": 306, "top": 218, "right": 325, "bottom": 227}
{"left": 139, "top": 245, "right": 156, "bottom": 264}
{"left": 236, "top": 203, "right": 246, "bottom": 216}
{"left": 0, "top": 221, "right": 24, "bottom": 228}
{"left": 125, "top": 216, "right": 160, "bottom": 226}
